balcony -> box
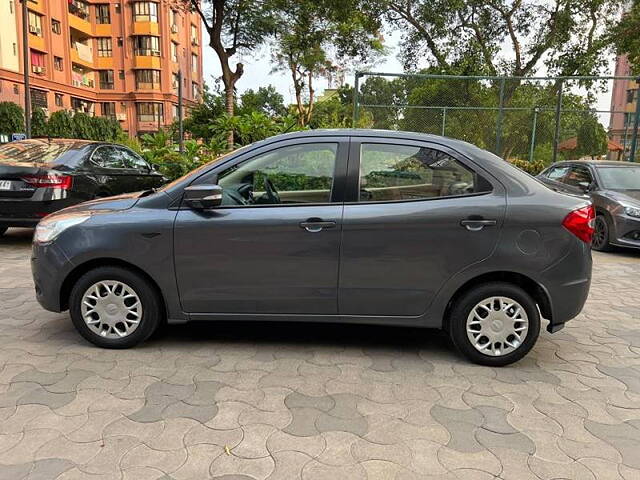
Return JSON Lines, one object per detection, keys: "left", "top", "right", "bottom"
{"left": 68, "top": 2, "right": 92, "bottom": 36}
{"left": 95, "top": 57, "right": 113, "bottom": 69}
{"left": 72, "top": 73, "right": 95, "bottom": 89}
{"left": 134, "top": 50, "right": 161, "bottom": 69}
{"left": 28, "top": 33, "right": 46, "bottom": 52}
{"left": 133, "top": 22, "right": 160, "bottom": 36}
{"left": 71, "top": 42, "right": 93, "bottom": 69}
{"left": 28, "top": 0, "right": 45, "bottom": 14}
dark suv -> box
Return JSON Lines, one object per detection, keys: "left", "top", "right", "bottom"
{"left": 31, "top": 130, "right": 593, "bottom": 366}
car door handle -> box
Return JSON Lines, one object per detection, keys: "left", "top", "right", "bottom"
{"left": 460, "top": 219, "right": 497, "bottom": 231}
{"left": 299, "top": 219, "right": 336, "bottom": 233}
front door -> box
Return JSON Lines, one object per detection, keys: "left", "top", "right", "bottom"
{"left": 174, "top": 138, "right": 348, "bottom": 314}
{"left": 339, "top": 139, "right": 506, "bottom": 317}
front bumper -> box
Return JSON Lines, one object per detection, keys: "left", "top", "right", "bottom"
{"left": 31, "top": 241, "right": 74, "bottom": 312}
{"left": 611, "top": 213, "right": 640, "bottom": 249}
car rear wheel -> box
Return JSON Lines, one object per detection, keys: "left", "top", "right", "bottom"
{"left": 69, "top": 266, "right": 161, "bottom": 348}
{"left": 591, "top": 215, "right": 612, "bottom": 252}
{"left": 449, "top": 282, "right": 540, "bottom": 366}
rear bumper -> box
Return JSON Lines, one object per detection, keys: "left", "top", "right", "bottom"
{"left": 540, "top": 239, "right": 592, "bottom": 331}
{"left": 0, "top": 199, "right": 78, "bottom": 227}
{"left": 31, "top": 242, "right": 73, "bottom": 312}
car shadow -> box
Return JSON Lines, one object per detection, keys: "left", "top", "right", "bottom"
{"left": 0, "top": 227, "right": 34, "bottom": 246}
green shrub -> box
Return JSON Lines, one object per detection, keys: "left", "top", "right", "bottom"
{"left": 0, "top": 102, "right": 25, "bottom": 135}
{"left": 31, "top": 108, "right": 48, "bottom": 138}
{"left": 508, "top": 158, "right": 547, "bottom": 175}
{"left": 46, "top": 110, "right": 75, "bottom": 138}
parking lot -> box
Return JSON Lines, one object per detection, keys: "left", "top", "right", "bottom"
{"left": 0, "top": 228, "right": 639, "bottom": 480}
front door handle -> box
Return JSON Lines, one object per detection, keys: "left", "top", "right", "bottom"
{"left": 299, "top": 218, "right": 336, "bottom": 233}
{"left": 460, "top": 219, "right": 497, "bottom": 232}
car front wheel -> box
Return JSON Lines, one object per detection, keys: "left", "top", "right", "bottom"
{"left": 449, "top": 282, "right": 541, "bottom": 366}
{"left": 69, "top": 266, "right": 161, "bottom": 348}
{"left": 591, "top": 215, "right": 612, "bottom": 252}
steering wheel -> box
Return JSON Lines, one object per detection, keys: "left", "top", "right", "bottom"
{"left": 263, "top": 177, "right": 281, "bottom": 204}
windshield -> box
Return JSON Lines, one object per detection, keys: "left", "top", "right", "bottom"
{"left": 0, "top": 141, "right": 86, "bottom": 165}
{"left": 596, "top": 166, "right": 640, "bottom": 190}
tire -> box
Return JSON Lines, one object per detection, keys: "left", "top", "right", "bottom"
{"left": 0, "top": 226, "right": 7, "bottom": 237}
{"left": 591, "top": 215, "right": 612, "bottom": 252}
{"left": 69, "top": 266, "right": 161, "bottom": 348}
{"left": 448, "top": 282, "right": 541, "bottom": 367}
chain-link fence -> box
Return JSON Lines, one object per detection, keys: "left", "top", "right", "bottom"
{"left": 352, "top": 72, "right": 640, "bottom": 163}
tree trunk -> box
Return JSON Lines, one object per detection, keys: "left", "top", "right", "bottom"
{"left": 223, "top": 74, "right": 235, "bottom": 148}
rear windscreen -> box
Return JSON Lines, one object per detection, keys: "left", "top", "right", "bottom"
{"left": 0, "top": 141, "right": 86, "bottom": 165}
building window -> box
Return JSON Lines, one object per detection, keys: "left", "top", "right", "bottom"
{"left": 171, "top": 42, "right": 178, "bottom": 62}
{"left": 170, "top": 10, "right": 178, "bottom": 33}
{"left": 30, "top": 50, "right": 45, "bottom": 74}
{"left": 136, "top": 102, "right": 163, "bottom": 123}
{"left": 626, "top": 89, "right": 638, "bottom": 104}
{"left": 96, "top": 37, "right": 112, "bottom": 57}
{"left": 55, "top": 94, "right": 64, "bottom": 107}
{"left": 52, "top": 19, "right": 61, "bottom": 35}
{"left": 30, "top": 88, "right": 48, "bottom": 110}
{"left": 135, "top": 69, "right": 161, "bottom": 89}
{"left": 191, "top": 53, "right": 198, "bottom": 72}
{"left": 119, "top": 70, "right": 125, "bottom": 79}
{"left": 102, "top": 102, "right": 116, "bottom": 118}
{"left": 96, "top": 4, "right": 110, "bottom": 24}
{"left": 192, "top": 82, "right": 200, "bottom": 100}
{"left": 172, "top": 72, "right": 179, "bottom": 93}
{"left": 71, "top": 97, "right": 94, "bottom": 115}
{"left": 99, "top": 70, "right": 114, "bottom": 89}
{"left": 54, "top": 56, "right": 63, "bottom": 71}
{"left": 191, "top": 24, "right": 198, "bottom": 45}
{"left": 133, "top": 2, "right": 158, "bottom": 23}
{"left": 134, "top": 36, "right": 160, "bottom": 56}
{"left": 68, "top": 0, "right": 89, "bottom": 21}
{"left": 28, "top": 11, "right": 43, "bottom": 36}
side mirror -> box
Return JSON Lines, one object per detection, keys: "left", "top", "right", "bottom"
{"left": 183, "top": 184, "right": 223, "bottom": 210}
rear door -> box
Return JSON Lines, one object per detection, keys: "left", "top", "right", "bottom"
{"left": 338, "top": 139, "right": 506, "bottom": 317}
{"left": 117, "top": 147, "right": 165, "bottom": 190}
{"left": 89, "top": 145, "right": 137, "bottom": 195}
{"left": 561, "top": 165, "right": 594, "bottom": 197}
{"left": 538, "top": 165, "right": 571, "bottom": 192}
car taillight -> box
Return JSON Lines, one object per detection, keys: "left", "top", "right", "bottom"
{"left": 562, "top": 205, "right": 595, "bottom": 244}
{"left": 21, "top": 174, "right": 73, "bottom": 190}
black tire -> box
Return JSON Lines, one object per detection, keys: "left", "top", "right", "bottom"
{"left": 0, "top": 226, "right": 7, "bottom": 237}
{"left": 69, "top": 266, "right": 161, "bottom": 348}
{"left": 448, "top": 282, "right": 541, "bottom": 367}
{"left": 591, "top": 215, "right": 613, "bottom": 252}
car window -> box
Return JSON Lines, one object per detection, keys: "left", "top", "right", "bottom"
{"left": 118, "top": 148, "right": 150, "bottom": 172}
{"left": 358, "top": 143, "right": 492, "bottom": 202}
{"left": 91, "top": 146, "right": 126, "bottom": 169}
{"left": 545, "top": 166, "right": 570, "bottom": 181}
{"left": 564, "top": 166, "right": 593, "bottom": 189}
{"left": 218, "top": 143, "right": 337, "bottom": 205}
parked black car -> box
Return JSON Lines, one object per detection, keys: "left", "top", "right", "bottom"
{"left": 0, "top": 139, "right": 166, "bottom": 235}
{"left": 538, "top": 160, "right": 640, "bottom": 251}
{"left": 32, "top": 130, "right": 593, "bottom": 366}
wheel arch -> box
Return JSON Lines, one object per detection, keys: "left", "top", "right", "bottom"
{"left": 60, "top": 258, "right": 167, "bottom": 319}
{"left": 442, "top": 271, "right": 552, "bottom": 332}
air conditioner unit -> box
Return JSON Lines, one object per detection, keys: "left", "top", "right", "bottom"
{"left": 116, "top": 113, "right": 127, "bottom": 121}
{"left": 171, "top": 24, "right": 178, "bottom": 33}
{"left": 32, "top": 66, "right": 44, "bottom": 74}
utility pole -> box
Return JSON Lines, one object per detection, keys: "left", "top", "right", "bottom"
{"left": 21, "top": 0, "right": 31, "bottom": 138}
{"left": 178, "top": 69, "right": 183, "bottom": 153}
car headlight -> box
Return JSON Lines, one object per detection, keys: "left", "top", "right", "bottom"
{"left": 34, "top": 214, "right": 90, "bottom": 244}
{"left": 623, "top": 205, "right": 640, "bottom": 218}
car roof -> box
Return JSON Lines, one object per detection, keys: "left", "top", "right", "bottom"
{"left": 549, "top": 160, "right": 637, "bottom": 168}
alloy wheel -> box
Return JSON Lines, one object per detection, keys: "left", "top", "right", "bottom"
{"left": 81, "top": 280, "right": 142, "bottom": 338}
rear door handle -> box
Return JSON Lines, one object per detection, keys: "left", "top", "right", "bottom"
{"left": 460, "top": 219, "right": 497, "bottom": 231}
{"left": 299, "top": 218, "right": 336, "bottom": 233}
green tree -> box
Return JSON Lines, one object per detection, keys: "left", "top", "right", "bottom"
{"left": 89, "top": 116, "right": 122, "bottom": 141}
{"left": 169, "top": 0, "right": 278, "bottom": 146}
{"left": 31, "top": 108, "right": 48, "bottom": 138}
{"left": 72, "top": 113, "right": 96, "bottom": 139}
{"left": 611, "top": 2, "right": 640, "bottom": 74}
{"left": 0, "top": 102, "right": 24, "bottom": 136}
{"left": 271, "top": 0, "right": 383, "bottom": 126}
{"left": 46, "top": 110, "right": 74, "bottom": 138}
{"left": 373, "top": 0, "right": 623, "bottom": 78}
{"left": 238, "top": 86, "right": 286, "bottom": 117}
{"left": 180, "top": 84, "right": 227, "bottom": 142}
{"left": 576, "top": 116, "right": 608, "bottom": 159}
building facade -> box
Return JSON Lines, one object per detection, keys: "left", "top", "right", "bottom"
{"left": 608, "top": 54, "right": 637, "bottom": 159}
{"left": 0, "top": 0, "right": 203, "bottom": 136}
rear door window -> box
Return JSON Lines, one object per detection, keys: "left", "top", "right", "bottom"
{"left": 118, "top": 147, "right": 150, "bottom": 172}
{"left": 544, "top": 166, "right": 570, "bottom": 182}
{"left": 92, "top": 146, "right": 126, "bottom": 169}
{"left": 358, "top": 143, "right": 492, "bottom": 202}
{"left": 563, "top": 166, "right": 593, "bottom": 189}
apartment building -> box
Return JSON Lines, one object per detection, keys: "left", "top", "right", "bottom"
{"left": 0, "top": 0, "right": 203, "bottom": 136}
{"left": 608, "top": 54, "right": 637, "bottom": 159}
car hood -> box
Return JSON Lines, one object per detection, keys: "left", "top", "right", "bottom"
{"left": 603, "top": 189, "right": 640, "bottom": 206}
{"left": 51, "top": 191, "right": 144, "bottom": 217}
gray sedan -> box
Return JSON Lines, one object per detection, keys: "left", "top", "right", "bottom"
{"left": 538, "top": 161, "right": 640, "bottom": 251}
{"left": 31, "top": 130, "right": 593, "bottom": 366}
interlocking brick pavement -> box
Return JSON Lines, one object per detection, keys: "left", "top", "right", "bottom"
{"left": 1, "top": 227, "right": 639, "bottom": 480}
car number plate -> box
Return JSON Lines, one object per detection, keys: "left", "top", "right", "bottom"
{"left": 0, "top": 180, "right": 12, "bottom": 191}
